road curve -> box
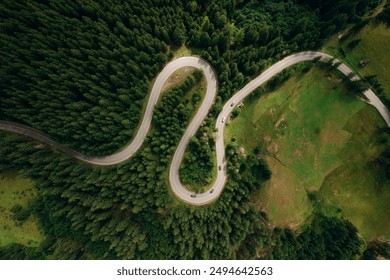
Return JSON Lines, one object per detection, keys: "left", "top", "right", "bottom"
{"left": 0, "top": 57, "right": 217, "bottom": 165}
{"left": 1, "top": 51, "right": 389, "bottom": 205}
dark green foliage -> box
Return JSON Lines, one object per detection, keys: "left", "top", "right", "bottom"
{"left": 179, "top": 73, "right": 215, "bottom": 188}
{"left": 231, "top": 108, "right": 241, "bottom": 119}
{"left": 271, "top": 228, "right": 300, "bottom": 259}
{"left": 343, "top": 78, "right": 370, "bottom": 97}
{"left": 0, "top": 0, "right": 177, "bottom": 155}
{"left": 234, "top": 0, "right": 321, "bottom": 49}
{"left": 381, "top": 2, "right": 390, "bottom": 25}
{"left": 378, "top": 149, "right": 390, "bottom": 179}
{"left": 270, "top": 215, "right": 364, "bottom": 260}
{"left": 307, "top": 191, "right": 320, "bottom": 203}
{"left": 297, "top": 0, "right": 381, "bottom": 37}
{"left": 0, "top": 244, "right": 44, "bottom": 260}
{"left": 347, "top": 39, "right": 362, "bottom": 50}
{"left": 155, "top": 191, "right": 259, "bottom": 259}
{"left": 362, "top": 240, "right": 390, "bottom": 260}
{"left": 318, "top": 58, "right": 372, "bottom": 99}
{"left": 249, "top": 87, "right": 266, "bottom": 100}
{"left": 0, "top": 0, "right": 377, "bottom": 155}
{"left": 381, "top": 0, "right": 390, "bottom": 24}
{"left": 376, "top": 128, "right": 390, "bottom": 180}
{"left": 186, "top": 0, "right": 326, "bottom": 101}
{"left": 0, "top": 73, "right": 264, "bottom": 259}
{"left": 240, "top": 155, "right": 272, "bottom": 185}
{"left": 365, "top": 75, "right": 390, "bottom": 108}
{"left": 180, "top": 136, "right": 214, "bottom": 188}
{"left": 225, "top": 142, "right": 272, "bottom": 193}
{"left": 0, "top": 73, "right": 203, "bottom": 258}
{"left": 266, "top": 68, "right": 294, "bottom": 90}
{"left": 0, "top": 0, "right": 381, "bottom": 260}
{"left": 10, "top": 204, "right": 30, "bottom": 222}
{"left": 236, "top": 212, "right": 273, "bottom": 259}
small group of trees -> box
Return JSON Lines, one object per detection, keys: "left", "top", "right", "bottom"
{"left": 365, "top": 75, "right": 390, "bottom": 108}
{"left": 266, "top": 68, "right": 294, "bottom": 91}
{"left": 362, "top": 240, "right": 390, "bottom": 259}
{"left": 10, "top": 204, "right": 31, "bottom": 222}
{"left": 180, "top": 135, "right": 215, "bottom": 189}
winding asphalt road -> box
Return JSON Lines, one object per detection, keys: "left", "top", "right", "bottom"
{"left": 1, "top": 51, "right": 389, "bottom": 205}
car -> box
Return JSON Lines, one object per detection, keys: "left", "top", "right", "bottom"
{"left": 210, "top": 189, "right": 214, "bottom": 194}
{"left": 218, "top": 165, "right": 221, "bottom": 171}
{"left": 231, "top": 102, "right": 236, "bottom": 107}
{"left": 190, "top": 194, "right": 196, "bottom": 198}
{"left": 222, "top": 117, "right": 225, "bottom": 123}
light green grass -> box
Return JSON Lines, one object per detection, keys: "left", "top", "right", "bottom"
{"left": 320, "top": 162, "right": 390, "bottom": 241}
{"left": 253, "top": 156, "right": 312, "bottom": 228}
{"left": 228, "top": 69, "right": 366, "bottom": 190}
{"left": 325, "top": 23, "right": 390, "bottom": 100}
{"left": 227, "top": 67, "right": 389, "bottom": 239}
{"left": 0, "top": 171, "right": 44, "bottom": 247}
{"left": 170, "top": 45, "right": 192, "bottom": 58}
{"left": 320, "top": 105, "right": 390, "bottom": 240}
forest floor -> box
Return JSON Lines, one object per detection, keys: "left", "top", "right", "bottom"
{"left": 0, "top": 171, "right": 44, "bottom": 247}
{"left": 226, "top": 67, "right": 390, "bottom": 239}
{"left": 324, "top": 22, "right": 390, "bottom": 100}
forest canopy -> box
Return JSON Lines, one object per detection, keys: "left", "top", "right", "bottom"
{"left": 0, "top": 0, "right": 385, "bottom": 260}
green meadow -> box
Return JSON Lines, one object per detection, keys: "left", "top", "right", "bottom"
{"left": 227, "top": 67, "right": 389, "bottom": 240}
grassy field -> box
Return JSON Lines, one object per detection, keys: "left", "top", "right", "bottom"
{"left": 226, "top": 67, "right": 389, "bottom": 238}
{"left": 252, "top": 156, "right": 312, "bottom": 228}
{"left": 0, "top": 171, "right": 44, "bottom": 247}
{"left": 324, "top": 22, "right": 390, "bottom": 100}
{"left": 320, "top": 105, "right": 390, "bottom": 240}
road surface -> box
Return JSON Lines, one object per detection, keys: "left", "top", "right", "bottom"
{"left": 1, "top": 51, "right": 389, "bottom": 205}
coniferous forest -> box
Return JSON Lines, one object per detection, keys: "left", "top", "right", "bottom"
{"left": 0, "top": 0, "right": 388, "bottom": 259}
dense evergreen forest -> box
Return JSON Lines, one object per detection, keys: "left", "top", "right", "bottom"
{"left": 0, "top": 0, "right": 388, "bottom": 259}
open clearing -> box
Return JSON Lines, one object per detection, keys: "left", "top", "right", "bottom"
{"left": 325, "top": 22, "right": 390, "bottom": 100}
{"left": 162, "top": 67, "right": 195, "bottom": 92}
{"left": 0, "top": 171, "right": 44, "bottom": 247}
{"left": 227, "top": 67, "right": 389, "bottom": 238}
{"left": 253, "top": 156, "right": 312, "bottom": 228}
{"left": 320, "top": 105, "right": 390, "bottom": 240}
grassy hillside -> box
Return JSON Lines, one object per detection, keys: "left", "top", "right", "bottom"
{"left": 325, "top": 23, "right": 390, "bottom": 100}
{"left": 226, "top": 67, "right": 389, "bottom": 239}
